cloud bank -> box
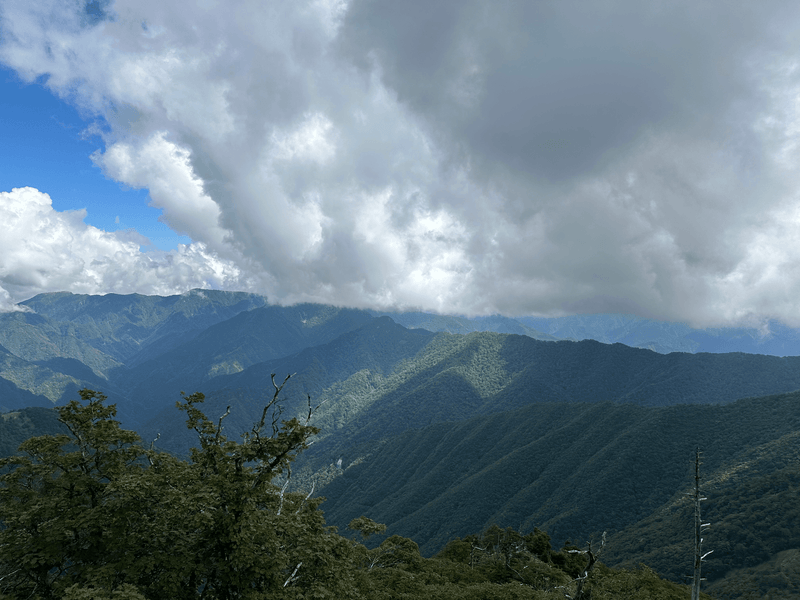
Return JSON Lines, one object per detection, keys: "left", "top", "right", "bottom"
{"left": 0, "top": 187, "right": 245, "bottom": 310}
{"left": 3, "top": 0, "right": 800, "bottom": 325}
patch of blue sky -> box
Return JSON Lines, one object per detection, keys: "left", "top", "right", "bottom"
{"left": 0, "top": 66, "right": 190, "bottom": 251}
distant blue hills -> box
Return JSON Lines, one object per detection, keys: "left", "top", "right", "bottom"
{"left": 380, "top": 310, "right": 800, "bottom": 356}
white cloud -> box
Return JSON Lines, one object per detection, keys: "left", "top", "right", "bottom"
{"left": 270, "top": 113, "right": 337, "bottom": 163}
{"left": 3, "top": 1, "right": 800, "bottom": 325}
{"left": 95, "top": 132, "right": 229, "bottom": 248}
{"left": 0, "top": 187, "right": 245, "bottom": 310}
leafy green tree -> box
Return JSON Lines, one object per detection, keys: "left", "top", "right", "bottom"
{"left": 0, "top": 379, "right": 359, "bottom": 600}
{"left": 0, "top": 390, "right": 145, "bottom": 598}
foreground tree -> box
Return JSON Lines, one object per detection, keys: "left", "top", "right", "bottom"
{"left": 0, "top": 380, "right": 358, "bottom": 600}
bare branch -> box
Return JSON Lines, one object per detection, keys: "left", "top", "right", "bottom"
{"left": 251, "top": 374, "right": 294, "bottom": 441}
{"left": 276, "top": 478, "right": 290, "bottom": 516}
{"left": 0, "top": 569, "right": 20, "bottom": 583}
{"left": 572, "top": 532, "right": 605, "bottom": 600}
{"left": 304, "top": 394, "right": 327, "bottom": 424}
{"left": 283, "top": 562, "right": 302, "bottom": 587}
{"left": 146, "top": 433, "right": 161, "bottom": 466}
{"left": 215, "top": 406, "right": 231, "bottom": 444}
{"left": 295, "top": 481, "right": 315, "bottom": 514}
{"left": 271, "top": 404, "right": 284, "bottom": 436}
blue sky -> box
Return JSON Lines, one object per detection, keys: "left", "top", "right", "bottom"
{"left": 2, "top": 1, "right": 800, "bottom": 327}
{"left": 0, "top": 65, "right": 188, "bottom": 250}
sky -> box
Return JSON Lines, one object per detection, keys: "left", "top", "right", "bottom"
{"left": 2, "top": 1, "right": 800, "bottom": 327}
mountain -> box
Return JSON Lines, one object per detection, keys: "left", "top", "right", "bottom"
{"left": 110, "top": 303, "right": 378, "bottom": 425}
{"left": 135, "top": 325, "right": 800, "bottom": 459}
{"left": 138, "top": 316, "right": 436, "bottom": 455}
{"left": 0, "top": 310, "right": 123, "bottom": 377}
{"left": 0, "top": 342, "right": 107, "bottom": 411}
{"left": 3, "top": 290, "right": 800, "bottom": 598}
{"left": 308, "top": 391, "right": 800, "bottom": 600}
{"left": 19, "top": 289, "right": 269, "bottom": 366}
{"left": 519, "top": 313, "right": 800, "bottom": 355}
{"left": 311, "top": 392, "right": 800, "bottom": 553}
{"left": 0, "top": 406, "right": 67, "bottom": 457}
{"left": 603, "top": 412, "right": 800, "bottom": 594}
{"left": 375, "top": 310, "right": 560, "bottom": 340}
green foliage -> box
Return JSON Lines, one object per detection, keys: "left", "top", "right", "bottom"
{"left": 434, "top": 526, "right": 568, "bottom": 591}
{"left": 61, "top": 584, "right": 148, "bottom": 600}
{"left": 705, "top": 549, "right": 800, "bottom": 600}
{"left": 349, "top": 515, "right": 388, "bottom": 540}
{"left": 605, "top": 424, "right": 800, "bottom": 591}
{"left": 0, "top": 385, "right": 357, "bottom": 600}
{"left": 0, "top": 390, "right": 145, "bottom": 597}
{"left": 0, "top": 386, "right": 697, "bottom": 600}
{"left": 579, "top": 564, "right": 710, "bottom": 600}
{"left": 355, "top": 526, "right": 697, "bottom": 600}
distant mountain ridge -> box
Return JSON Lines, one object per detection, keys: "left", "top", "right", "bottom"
{"left": 18, "top": 289, "right": 269, "bottom": 367}
{"left": 390, "top": 310, "right": 800, "bottom": 356}
{"left": 4, "top": 289, "right": 800, "bottom": 417}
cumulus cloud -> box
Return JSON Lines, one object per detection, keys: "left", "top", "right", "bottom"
{"left": 96, "top": 131, "right": 229, "bottom": 247}
{"left": 3, "top": 0, "right": 800, "bottom": 325}
{"left": 0, "top": 187, "right": 246, "bottom": 310}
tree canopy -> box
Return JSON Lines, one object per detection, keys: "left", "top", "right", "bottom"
{"left": 0, "top": 381, "right": 357, "bottom": 599}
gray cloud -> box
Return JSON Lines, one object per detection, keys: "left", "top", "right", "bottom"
{"left": 3, "top": 0, "right": 800, "bottom": 325}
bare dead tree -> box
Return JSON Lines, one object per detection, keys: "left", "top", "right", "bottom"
{"left": 691, "top": 448, "right": 712, "bottom": 600}
{"left": 557, "top": 532, "right": 606, "bottom": 600}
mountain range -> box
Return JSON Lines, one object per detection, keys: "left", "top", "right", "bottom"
{"left": 2, "top": 289, "right": 800, "bottom": 598}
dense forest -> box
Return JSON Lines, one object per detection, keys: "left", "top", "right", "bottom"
{"left": 0, "top": 388, "right": 706, "bottom": 600}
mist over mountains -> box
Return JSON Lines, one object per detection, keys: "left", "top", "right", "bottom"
{"left": 2, "top": 289, "right": 800, "bottom": 597}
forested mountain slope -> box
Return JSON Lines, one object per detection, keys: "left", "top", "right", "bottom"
{"left": 111, "top": 303, "right": 378, "bottom": 425}
{"left": 313, "top": 391, "right": 800, "bottom": 563}
{"left": 604, "top": 409, "right": 800, "bottom": 597}
{"left": 18, "top": 289, "right": 268, "bottom": 366}
{"left": 0, "top": 391, "right": 705, "bottom": 600}
{"left": 136, "top": 321, "right": 800, "bottom": 459}
{"left": 0, "top": 290, "right": 268, "bottom": 411}
{"left": 7, "top": 290, "right": 800, "bottom": 420}
{"left": 0, "top": 406, "right": 66, "bottom": 457}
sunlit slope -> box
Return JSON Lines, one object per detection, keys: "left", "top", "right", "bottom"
{"left": 139, "top": 316, "right": 436, "bottom": 455}
{"left": 146, "top": 325, "right": 800, "bottom": 459}
{"left": 0, "top": 311, "right": 122, "bottom": 377}
{"left": 0, "top": 290, "right": 268, "bottom": 411}
{"left": 0, "top": 342, "right": 109, "bottom": 410}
